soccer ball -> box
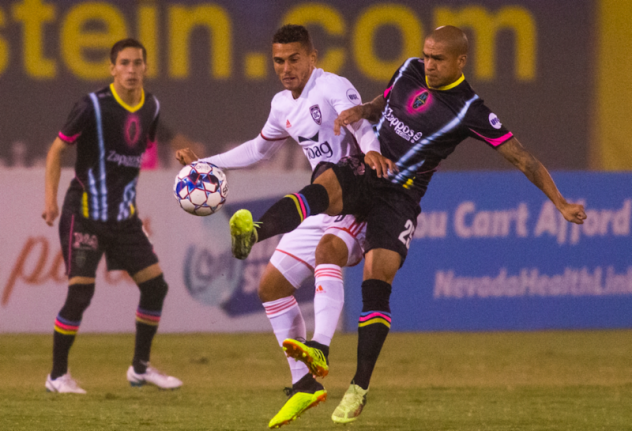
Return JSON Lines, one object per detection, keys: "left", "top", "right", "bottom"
{"left": 174, "top": 161, "right": 228, "bottom": 216}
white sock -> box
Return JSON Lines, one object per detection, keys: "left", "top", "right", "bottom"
{"left": 262, "top": 296, "right": 310, "bottom": 384}
{"left": 312, "top": 264, "right": 345, "bottom": 346}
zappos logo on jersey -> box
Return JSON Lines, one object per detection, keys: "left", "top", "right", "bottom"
{"left": 489, "top": 113, "right": 502, "bottom": 129}
{"left": 383, "top": 106, "right": 423, "bottom": 143}
{"left": 346, "top": 88, "right": 361, "bottom": 105}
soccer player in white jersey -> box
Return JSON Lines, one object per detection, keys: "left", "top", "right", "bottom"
{"left": 176, "top": 25, "right": 382, "bottom": 428}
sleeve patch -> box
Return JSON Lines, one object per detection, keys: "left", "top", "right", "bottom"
{"left": 489, "top": 113, "right": 502, "bottom": 129}
{"left": 346, "top": 88, "right": 361, "bottom": 105}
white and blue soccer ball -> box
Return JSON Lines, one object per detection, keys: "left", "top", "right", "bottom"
{"left": 174, "top": 161, "right": 228, "bottom": 216}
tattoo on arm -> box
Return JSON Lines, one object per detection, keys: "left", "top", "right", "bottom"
{"left": 497, "top": 137, "right": 563, "bottom": 204}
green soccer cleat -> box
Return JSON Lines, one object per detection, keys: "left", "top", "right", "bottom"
{"left": 331, "top": 384, "right": 368, "bottom": 424}
{"left": 283, "top": 339, "right": 329, "bottom": 378}
{"left": 229, "top": 209, "right": 258, "bottom": 260}
{"left": 268, "top": 378, "right": 327, "bottom": 429}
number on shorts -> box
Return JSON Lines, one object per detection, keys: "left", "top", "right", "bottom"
{"left": 398, "top": 219, "right": 414, "bottom": 249}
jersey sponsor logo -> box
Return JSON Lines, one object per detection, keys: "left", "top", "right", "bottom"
{"left": 298, "top": 132, "right": 319, "bottom": 143}
{"left": 72, "top": 232, "right": 98, "bottom": 250}
{"left": 346, "top": 88, "right": 361, "bottom": 104}
{"left": 309, "top": 104, "right": 322, "bottom": 125}
{"left": 383, "top": 106, "right": 423, "bottom": 142}
{"left": 286, "top": 119, "right": 292, "bottom": 128}
{"left": 303, "top": 142, "right": 333, "bottom": 160}
{"left": 106, "top": 150, "right": 143, "bottom": 168}
{"left": 489, "top": 113, "right": 502, "bottom": 129}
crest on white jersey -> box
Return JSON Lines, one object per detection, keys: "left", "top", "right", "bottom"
{"left": 310, "top": 105, "right": 322, "bottom": 125}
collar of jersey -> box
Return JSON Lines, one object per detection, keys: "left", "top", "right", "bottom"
{"left": 290, "top": 67, "right": 321, "bottom": 100}
{"left": 425, "top": 74, "right": 465, "bottom": 91}
{"left": 110, "top": 83, "right": 145, "bottom": 112}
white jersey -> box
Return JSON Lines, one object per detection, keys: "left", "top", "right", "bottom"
{"left": 261, "top": 68, "right": 368, "bottom": 170}
{"left": 203, "top": 68, "right": 373, "bottom": 287}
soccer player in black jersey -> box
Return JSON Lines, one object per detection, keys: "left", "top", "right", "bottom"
{"left": 42, "top": 38, "right": 181, "bottom": 393}
{"left": 229, "top": 25, "right": 587, "bottom": 423}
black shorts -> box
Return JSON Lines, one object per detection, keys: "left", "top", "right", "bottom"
{"left": 59, "top": 210, "right": 159, "bottom": 278}
{"left": 331, "top": 155, "right": 421, "bottom": 264}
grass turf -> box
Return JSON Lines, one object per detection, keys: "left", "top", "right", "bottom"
{"left": 1, "top": 330, "right": 632, "bottom": 430}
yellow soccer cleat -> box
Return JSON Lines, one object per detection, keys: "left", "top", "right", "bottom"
{"left": 229, "top": 209, "right": 258, "bottom": 260}
{"left": 283, "top": 339, "right": 329, "bottom": 378}
{"left": 331, "top": 384, "right": 368, "bottom": 424}
{"left": 268, "top": 379, "right": 327, "bottom": 429}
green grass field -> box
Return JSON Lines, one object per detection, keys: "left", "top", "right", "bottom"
{"left": 1, "top": 330, "right": 632, "bottom": 430}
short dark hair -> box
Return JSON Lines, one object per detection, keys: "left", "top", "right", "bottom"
{"left": 110, "top": 38, "right": 147, "bottom": 64}
{"left": 272, "top": 24, "right": 314, "bottom": 52}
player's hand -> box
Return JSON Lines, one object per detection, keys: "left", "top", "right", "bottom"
{"left": 334, "top": 105, "right": 365, "bottom": 136}
{"left": 559, "top": 202, "right": 587, "bottom": 224}
{"left": 42, "top": 203, "right": 59, "bottom": 226}
{"left": 175, "top": 148, "right": 199, "bottom": 165}
{"left": 365, "top": 151, "right": 398, "bottom": 178}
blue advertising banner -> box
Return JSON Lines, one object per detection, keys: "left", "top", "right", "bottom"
{"left": 344, "top": 172, "right": 632, "bottom": 332}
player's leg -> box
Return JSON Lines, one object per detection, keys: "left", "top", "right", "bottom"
{"left": 47, "top": 213, "right": 101, "bottom": 394}
{"left": 283, "top": 216, "right": 365, "bottom": 378}
{"left": 262, "top": 264, "right": 328, "bottom": 429}
{"left": 230, "top": 164, "right": 350, "bottom": 259}
{"left": 264, "top": 222, "right": 328, "bottom": 428}
{"left": 333, "top": 192, "right": 418, "bottom": 424}
{"left": 109, "top": 218, "right": 181, "bottom": 389}
{"left": 259, "top": 262, "right": 309, "bottom": 383}
{"left": 331, "top": 248, "right": 399, "bottom": 424}
{"left": 125, "top": 263, "right": 181, "bottom": 389}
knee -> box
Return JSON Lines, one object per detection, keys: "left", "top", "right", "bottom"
{"left": 258, "top": 264, "right": 295, "bottom": 302}
{"left": 138, "top": 274, "right": 168, "bottom": 307}
{"left": 258, "top": 280, "right": 293, "bottom": 303}
{"left": 62, "top": 283, "right": 95, "bottom": 315}
{"left": 315, "top": 235, "right": 348, "bottom": 266}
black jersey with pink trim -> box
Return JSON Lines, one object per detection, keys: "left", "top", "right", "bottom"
{"left": 377, "top": 58, "right": 513, "bottom": 201}
{"left": 58, "top": 85, "right": 160, "bottom": 222}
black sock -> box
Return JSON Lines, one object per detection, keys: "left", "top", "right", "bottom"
{"left": 352, "top": 279, "right": 392, "bottom": 390}
{"left": 51, "top": 284, "right": 95, "bottom": 379}
{"left": 51, "top": 331, "right": 76, "bottom": 380}
{"left": 256, "top": 184, "right": 329, "bottom": 242}
{"left": 306, "top": 340, "right": 330, "bottom": 361}
{"left": 133, "top": 275, "right": 168, "bottom": 374}
{"left": 292, "top": 372, "right": 320, "bottom": 393}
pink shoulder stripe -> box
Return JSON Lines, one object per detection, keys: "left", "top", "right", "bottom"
{"left": 58, "top": 131, "right": 81, "bottom": 144}
{"left": 469, "top": 129, "right": 513, "bottom": 147}
{"left": 384, "top": 87, "right": 393, "bottom": 98}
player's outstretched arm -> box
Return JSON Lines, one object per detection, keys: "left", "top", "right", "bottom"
{"left": 496, "top": 137, "right": 587, "bottom": 224}
{"left": 42, "top": 137, "right": 67, "bottom": 226}
{"left": 177, "top": 136, "right": 288, "bottom": 169}
{"left": 333, "top": 94, "right": 386, "bottom": 135}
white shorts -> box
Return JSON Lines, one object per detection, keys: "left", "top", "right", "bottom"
{"left": 270, "top": 214, "right": 366, "bottom": 288}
